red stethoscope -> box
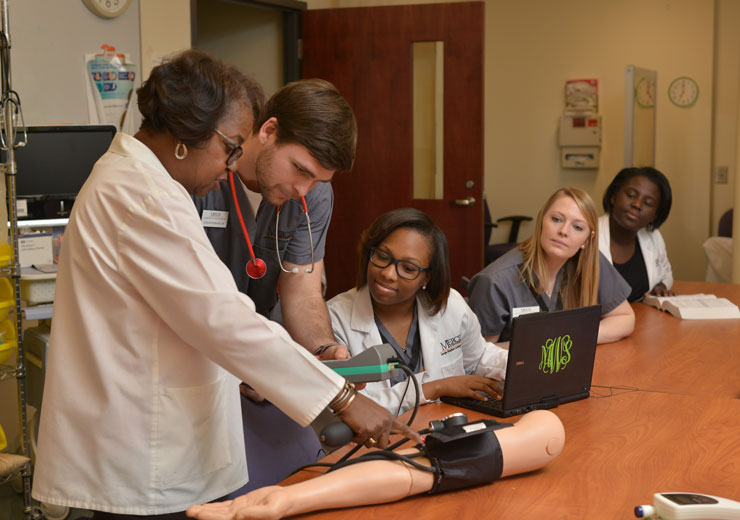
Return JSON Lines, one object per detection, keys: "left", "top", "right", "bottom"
{"left": 228, "top": 170, "right": 315, "bottom": 279}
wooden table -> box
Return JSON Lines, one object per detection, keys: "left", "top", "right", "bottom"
{"left": 284, "top": 281, "right": 740, "bottom": 518}
{"left": 593, "top": 280, "right": 740, "bottom": 398}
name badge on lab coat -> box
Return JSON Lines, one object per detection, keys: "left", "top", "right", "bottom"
{"left": 202, "top": 210, "right": 228, "bottom": 228}
{"left": 512, "top": 306, "right": 540, "bottom": 318}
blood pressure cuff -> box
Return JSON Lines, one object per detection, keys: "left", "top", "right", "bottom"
{"left": 424, "top": 419, "right": 513, "bottom": 494}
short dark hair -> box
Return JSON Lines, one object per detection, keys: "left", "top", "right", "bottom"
{"left": 602, "top": 167, "right": 672, "bottom": 230}
{"left": 137, "top": 49, "right": 263, "bottom": 148}
{"left": 259, "top": 79, "right": 357, "bottom": 173}
{"left": 356, "top": 208, "right": 450, "bottom": 315}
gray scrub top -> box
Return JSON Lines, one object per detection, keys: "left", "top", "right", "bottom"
{"left": 192, "top": 180, "right": 333, "bottom": 319}
{"left": 468, "top": 248, "right": 630, "bottom": 342}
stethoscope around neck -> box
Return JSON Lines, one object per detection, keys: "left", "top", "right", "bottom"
{"left": 228, "top": 170, "right": 315, "bottom": 279}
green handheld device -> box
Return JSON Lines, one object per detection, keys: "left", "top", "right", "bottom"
{"left": 322, "top": 343, "right": 400, "bottom": 383}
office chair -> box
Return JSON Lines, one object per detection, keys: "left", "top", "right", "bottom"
{"left": 702, "top": 208, "right": 733, "bottom": 283}
{"left": 484, "top": 198, "right": 532, "bottom": 265}
{"left": 460, "top": 198, "right": 533, "bottom": 296}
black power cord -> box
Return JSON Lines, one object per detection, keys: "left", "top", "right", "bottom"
{"left": 290, "top": 361, "right": 424, "bottom": 476}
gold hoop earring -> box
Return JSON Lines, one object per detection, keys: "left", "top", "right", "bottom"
{"left": 175, "top": 142, "right": 188, "bottom": 160}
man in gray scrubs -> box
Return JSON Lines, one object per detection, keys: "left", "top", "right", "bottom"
{"left": 192, "top": 79, "right": 356, "bottom": 494}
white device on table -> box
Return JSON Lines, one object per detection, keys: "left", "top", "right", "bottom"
{"left": 634, "top": 493, "right": 740, "bottom": 519}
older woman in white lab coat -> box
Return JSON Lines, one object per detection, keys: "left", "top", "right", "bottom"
{"left": 328, "top": 208, "right": 508, "bottom": 416}
{"left": 32, "top": 50, "right": 416, "bottom": 520}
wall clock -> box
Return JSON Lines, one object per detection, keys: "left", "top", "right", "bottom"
{"left": 82, "top": 0, "right": 132, "bottom": 19}
{"left": 668, "top": 76, "right": 699, "bottom": 108}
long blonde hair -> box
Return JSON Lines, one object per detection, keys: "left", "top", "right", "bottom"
{"left": 518, "top": 187, "right": 599, "bottom": 309}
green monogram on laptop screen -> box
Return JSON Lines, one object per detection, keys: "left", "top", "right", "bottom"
{"left": 539, "top": 335, "right": 572, "bottom": 374}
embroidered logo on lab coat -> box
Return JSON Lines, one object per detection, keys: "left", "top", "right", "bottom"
{"left": 440, "top": 335, "right": 462, "bottom": 356}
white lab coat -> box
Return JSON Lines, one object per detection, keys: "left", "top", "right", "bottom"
{"left": 598, "top": 214, "right": 673, "bottom": 292}
{"left": 32, "top": 133, "right": 344, "bottom": 515}
{"left": 328, "top": 286, "right": 508, "bottom": 415}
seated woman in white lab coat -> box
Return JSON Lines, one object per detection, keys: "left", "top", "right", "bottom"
{"left": 599, "top": 167, "right": 674, "bottom": 301}
{"left": 327, "top": 208, "right": 508, "bottom": 415}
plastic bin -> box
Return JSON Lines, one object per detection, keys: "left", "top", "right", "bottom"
{"left": 0, "top": 278, "right": 14, "bottom": 318}
{"left": 0, "top": 319, "right": 17, "bottom": 364}
{"left": 0, "top": 244, "right": 12, "bottom": 268}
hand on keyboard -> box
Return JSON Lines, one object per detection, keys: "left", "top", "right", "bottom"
{"left": 424, "top": 375, "right": 503, "bottom": 402}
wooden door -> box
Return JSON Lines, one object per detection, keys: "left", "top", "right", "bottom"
{"left": 303, "top": 2, "right": 484, "bottom": 298}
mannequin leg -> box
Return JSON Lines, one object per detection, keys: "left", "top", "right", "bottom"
{"left": 187, "top": 410, "right": 564, "bottom": 520}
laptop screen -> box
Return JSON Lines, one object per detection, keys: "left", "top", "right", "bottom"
{"left": 502, "top": 305, "right": 601, "bottom": 410}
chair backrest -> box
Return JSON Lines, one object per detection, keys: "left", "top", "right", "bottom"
{"left": 718, "top": 209, "right": 733, "bottom": 237}
{"left": 484, "top": 198, "right": 494, "bottom": 244}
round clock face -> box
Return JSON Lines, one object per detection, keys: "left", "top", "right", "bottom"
{"left": 82, "top": 0, "right": 132, "bottom": 19}
{"left": 635, "top": 77, "right": 655, "bottom": 108}
{"left": 668, "top": 76, "right": 699, "bottom": 108}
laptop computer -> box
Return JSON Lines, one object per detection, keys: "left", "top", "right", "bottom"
{"left": 441, "top": 305, "right": 601, "bottom": 417}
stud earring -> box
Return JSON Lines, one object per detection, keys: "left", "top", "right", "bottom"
{"left": 580, "top": 244, "right": 586, "bottom": 249}
{"left": 175, "top": 142, "right": 188, "bottom": 160}
{"left": 422, "top": 285, "right": 427, "bottom": 290}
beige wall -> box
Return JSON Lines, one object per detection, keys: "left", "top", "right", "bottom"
{"left": 139, "top": 0, "right": 191, "bottom": 79}
{"left": 306, "top": 0, "right": 740, "bottom": 283}
{"left": 195, "top": 0, "right": 283, "bottom": 97}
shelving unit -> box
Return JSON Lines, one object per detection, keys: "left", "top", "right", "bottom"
{"left": 0, "top": 1, "right": 43, "bottom": 518}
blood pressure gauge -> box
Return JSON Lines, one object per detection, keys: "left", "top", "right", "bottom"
{"left": 635, "top": 492, "right": 740, "bottom": 519}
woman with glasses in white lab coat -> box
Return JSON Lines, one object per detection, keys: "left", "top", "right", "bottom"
{"left": 328, "top": 208, "right": 508, "bottom": 416}
{"left": 32, "top": 50, "right": 417, "bottom": 520}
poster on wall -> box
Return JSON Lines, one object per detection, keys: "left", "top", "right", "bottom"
{"left": 85, "top": 44, "right": 138, "bottom": 131}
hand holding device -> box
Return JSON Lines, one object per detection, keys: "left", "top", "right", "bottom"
{"left": 334, "top": 392, "right": 423, "bottom": 448}
{"left": 319, "top": 344, "right": 406, "bottom": 447}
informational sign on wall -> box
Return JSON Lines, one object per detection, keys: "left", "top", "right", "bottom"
{"left": 85, "top": 44, "right": 137, "bottom": 130}
{"left": 564, "top": 78, "right": 598, "bottom": 116}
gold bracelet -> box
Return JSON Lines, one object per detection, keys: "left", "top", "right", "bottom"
{"left": 328, "top": 381, "right": 352, "bottom": 408}
{"left": 329, "top": 381, "right": 356, "bottom": 415}
{"left": 331, "top": 389, "right": 356, "bottom": 416}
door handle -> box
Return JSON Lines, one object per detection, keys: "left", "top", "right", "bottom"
{"left": 452, "top": 197, "right": 476, "bottom": 207}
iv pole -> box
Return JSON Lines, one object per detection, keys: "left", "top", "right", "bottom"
{"left": 0, "top": 1, "right": 38, "bottom": 518}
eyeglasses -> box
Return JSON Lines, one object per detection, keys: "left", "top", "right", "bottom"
{"left": 214, "top": 129, "right": 243, "bottom": 167}
{"left": 369, "top": 247, "right": 429, "bottom": 281}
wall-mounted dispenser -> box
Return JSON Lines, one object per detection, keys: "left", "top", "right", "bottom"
{"left": 559, "top": 115, "right": 602, "bottom": 168}
{"left": 560, "top": 78, "right": 601, "bottom": 169}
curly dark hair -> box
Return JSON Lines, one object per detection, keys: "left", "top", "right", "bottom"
{"left": 137, "top": 49, "right": 263, "bottom": 148}
{"left": 602, "top": 167, "right": 672, "bottom": 230}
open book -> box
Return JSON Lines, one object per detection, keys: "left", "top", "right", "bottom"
{"left": 642, "top": 293, "right": 740, "bottom": 320}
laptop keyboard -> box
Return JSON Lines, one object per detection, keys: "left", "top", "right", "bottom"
{"left": 440, "top": 394, "right": 505, "bottom": 413}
